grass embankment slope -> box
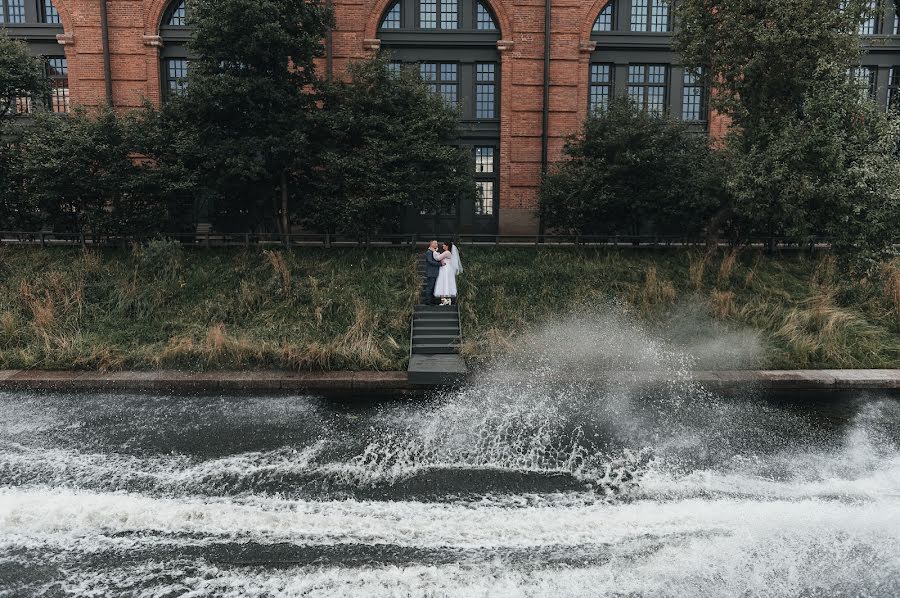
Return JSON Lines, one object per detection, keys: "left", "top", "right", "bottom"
{"left": 1, "top": 244, "right": 899, "bottom": 371}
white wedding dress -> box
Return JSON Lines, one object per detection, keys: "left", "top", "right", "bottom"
{"left": 433, "top": 246, "right": 462, "bottom": 298}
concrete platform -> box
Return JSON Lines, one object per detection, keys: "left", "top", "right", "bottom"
{"left": 0, "top": 369, "right": 898, "bottom": 394}
{"left": 407, "top": 355, "right": 468, "bottom": 386}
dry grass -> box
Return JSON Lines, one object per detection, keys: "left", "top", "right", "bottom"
{"left": 640, "top": 266, "right": 677, "bottom": 307}
{"left": 688, "top": 253, "right": 707, "bottom": 290}
{"left": 883, "top": 260, "right": 900, "bottom": 318}
{"left": 710, "top": 290, "right": 734, "bottom": 320}
{"left": 718, "top": 250, "right": 738, "bottom": 286}
{"left": 0, "top": 246, "right": 415, "bottom": 371}
{"left": 264, "top": 250, "right": 292, "bottom": 295}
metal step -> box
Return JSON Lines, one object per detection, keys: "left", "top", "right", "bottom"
{"left": 412, "top": 344, "right": 459, "bottom": 355}
{"left": 413, "top": 325, "right": 460, "bottom": 334}
{"left": 412, "top": 334, "right": 460, "bottom": 344}
{"left": 414, "top": 305, "right": 459, "bottom": 316}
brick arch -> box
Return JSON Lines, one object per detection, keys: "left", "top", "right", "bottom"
{"left": 45, "top": 0, "right": 74, "bottom": 37}
{"left": 364, "top": 0, "right": 513, "bottom": 41}
{"left": 581, "top": 0, "right": 613, "bottom": 42}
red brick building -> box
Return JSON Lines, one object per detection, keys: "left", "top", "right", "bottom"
{"left": 5, "top": 0, "right": 900, "bottom": 234}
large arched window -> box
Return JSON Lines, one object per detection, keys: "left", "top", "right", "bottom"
{"left": 2, "top": 0, "right": 67, "bottom": 113}
{"left": 159, "top": 0, "right": 191, "bottom": 100}
{"left": 378, "top": 0, "right": 501, "bottom": 234}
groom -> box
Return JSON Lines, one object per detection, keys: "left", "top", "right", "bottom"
{"left": 423, "top": 240, "right": 441, "bottom": 305}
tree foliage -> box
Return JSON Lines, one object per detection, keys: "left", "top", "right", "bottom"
{"left": 11, "top": 109, "right": 180, "bottom": 235}
{"left": 674, "top": 0, "right": 899, "bottom": 270}
{"left": 725, "top": 68, "right": 900, "bottom": 269}
{"left": 0, "top": 32, "right": 48, "bottom": 120}
{"left": 160, "top": 0, "right": 332, "bottom": 232}
{"left": 301, "top": 57, "right": 474, "bottom": 234}
{"left": 673, "top": 0, "right": 867, "bottom": 129}
{"left": 539, "top": 98, "right": 724, "bottom": 237}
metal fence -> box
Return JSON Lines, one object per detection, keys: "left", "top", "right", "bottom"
{"left": 0, "top": 230, "right": 872, "bottom": 250}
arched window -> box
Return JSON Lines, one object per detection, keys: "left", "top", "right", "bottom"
{"left": 381, "top": 1, "right": 400, "bottom": 29}
{"left": 475, "top": 1, "right": 497, "bottom": 30}
{"left": 377, "top": 0, "right": 501, "bottom": 233}
{"left": 592, "top": 1, "right": 614, "bottom": 33}
{"left": 160, "top": 0, "right": 191, "bottom": 100}
{"left": 165, "top": 0, "right": 187, "bottom": 26}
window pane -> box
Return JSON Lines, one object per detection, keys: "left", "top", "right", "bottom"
{"left": 650, "top": 0, "right": 669, "bottom": 32}
{"left": 860, "top": 0, "right": 878, "bottom": 34}
{"left": 475, "top": 146, "right": 494, "bottom": 173}
{"left": 681, "top": 67, "right": 706, "bottom": 121}
{"left": 7, "top": 0, "right": 25, "bottom": 23}
{"left": 889, "top": 67, "right": 899, "bottom": 107}
{"left": 475, "top": 63, "right": 496, "bottom": 118}
{"left": 476, "top": 1, "right": 497, "bottom": 30}
{"left": 440, "top": 0, "right": 458, "bottom": 28}
{"left": 475, "top": 181, "right": 494, "bottom": 216}
{"left": 593, "top": 1, "right": 614, "bottom": 32}
{"left": 420, "top": 0, "right": 437, "bottom": 28}
{"left": 166, "top": 58, "right": 189, "bottom": 99}
{"left": 850, "top": 65, "right": 877, "bottom": 98}
{"left": 167, "top": 0, "right": 186, "bottom": 25}
{"left": 630, "top": 0, "right": 647, "bottom": 31}
{"left": 628, "top": 64, "right": 667, "bottom": 114}
{"left": 420, "top": 62, "right": 437, "bottom": 81}
{"left": 382, "top": 1, "right": 400, "bottom": 28}
{"left": 46, "top": 57, "right": 69, "bottom": 113}
{"left": 386, "top": 61, "right": 402, "bottom": 75}
{"left": 42, "top": 0, "right": 60, "bottom": 24}
{"left": 590, "top": 63, "right": 612, "bottom": 112}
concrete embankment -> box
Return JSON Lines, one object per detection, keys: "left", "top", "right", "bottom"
{"left": 1, "top": 369, "right": 899, "bottom": 394}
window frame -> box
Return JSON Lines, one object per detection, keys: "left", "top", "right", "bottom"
{"left": 589, "top": 63, "right": 614, "bottom": 112}
{"left": 627, "top": 63, "right": 669, "bottom": 115}
{"left": 630, "top": 0, "right": 670, "bottom": 33}
{"left": 680, "top": 66, "right": 707, "bottom": 122}
{"left": 593, "top": 1, "right": 615, "bottom": 32}
{"left": 474, "top": 61, "right": 498, "bottom": 119}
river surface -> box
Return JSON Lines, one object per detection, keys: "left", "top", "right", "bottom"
{"left": 1, "top": 376, "right": 898, "bottom": 597}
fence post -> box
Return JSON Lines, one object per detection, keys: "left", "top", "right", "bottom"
{"left": 40, "top": 232, "right": 45, "bottom": 247}
{"left": 244, "top": 233, "right": 250, "bottom": 248}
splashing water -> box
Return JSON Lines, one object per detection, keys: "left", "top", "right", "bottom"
{"left": 1, "top": 308, "right": 898, "bottom": 597}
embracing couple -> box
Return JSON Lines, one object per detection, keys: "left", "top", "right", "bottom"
{"left": 423, "top": 240, "right": 463, "bottom": 306}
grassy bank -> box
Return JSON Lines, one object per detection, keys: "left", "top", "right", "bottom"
{"left": 0, "top": 243, "right": 416, "bottom": 371}
{"left": 459, "top": 248, "right": 900, "bottom": 369}
{"left": 1, "top": 243, "right": 899, "bottom": 371}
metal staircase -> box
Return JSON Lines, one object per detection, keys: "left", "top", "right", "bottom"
{"left": 407, "top": 255, "right": 467, "bottom": 386}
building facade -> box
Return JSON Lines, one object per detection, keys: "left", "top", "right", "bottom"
{"left": 4, "top": 0, "right": 900, "bottom": 235}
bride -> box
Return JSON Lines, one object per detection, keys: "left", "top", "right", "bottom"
{"left": 433, "top": 241, "right": 462, "bottom": 306}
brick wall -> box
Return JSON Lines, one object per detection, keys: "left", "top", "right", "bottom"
{"left": 48, "top": 0, "right": 722, "bottom": 234}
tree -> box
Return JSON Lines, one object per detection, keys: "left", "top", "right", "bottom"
{"left": 300, "top": 57, "right": 474, "bottom": 235}
{"left": 674, "top": 0, "right": 899, "bottom": 269}
{"left": 162, "top": 0, "right": 332, "bottom": 234}
{"left": 15, "top": 109, "right": 172, "bottom": 235}
{"left": 539, "top": 98, "right": 724, "bottom": 237}
{"left": 672, "top": 0, "right": 867, "bottom": 130}
{"left": 0, "top": 32, "right": 48, "bottom": 120}
{"left": 725, "top": 66, "right": 900, "bottom": 270}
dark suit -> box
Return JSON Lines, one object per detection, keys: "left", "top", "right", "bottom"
{"left": 424, "top": 249, "right": 441, "bottom": 304}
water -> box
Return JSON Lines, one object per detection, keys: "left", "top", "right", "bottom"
{"left": 1, "top": 314, "right": 899, "bottom": 597}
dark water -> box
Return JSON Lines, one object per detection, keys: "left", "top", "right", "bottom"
{"left": 0, "top": 379, "right": 898, "bottom": 597}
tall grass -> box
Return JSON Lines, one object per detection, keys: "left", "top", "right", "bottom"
{"left": 458, "top": 247, "right": 900, "bottom": 369}
{"left": 1, "top": 245, "right": 898, "bottom": 371}
{"left": 0, "top": 245, "right": 416, "bottom": 371}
